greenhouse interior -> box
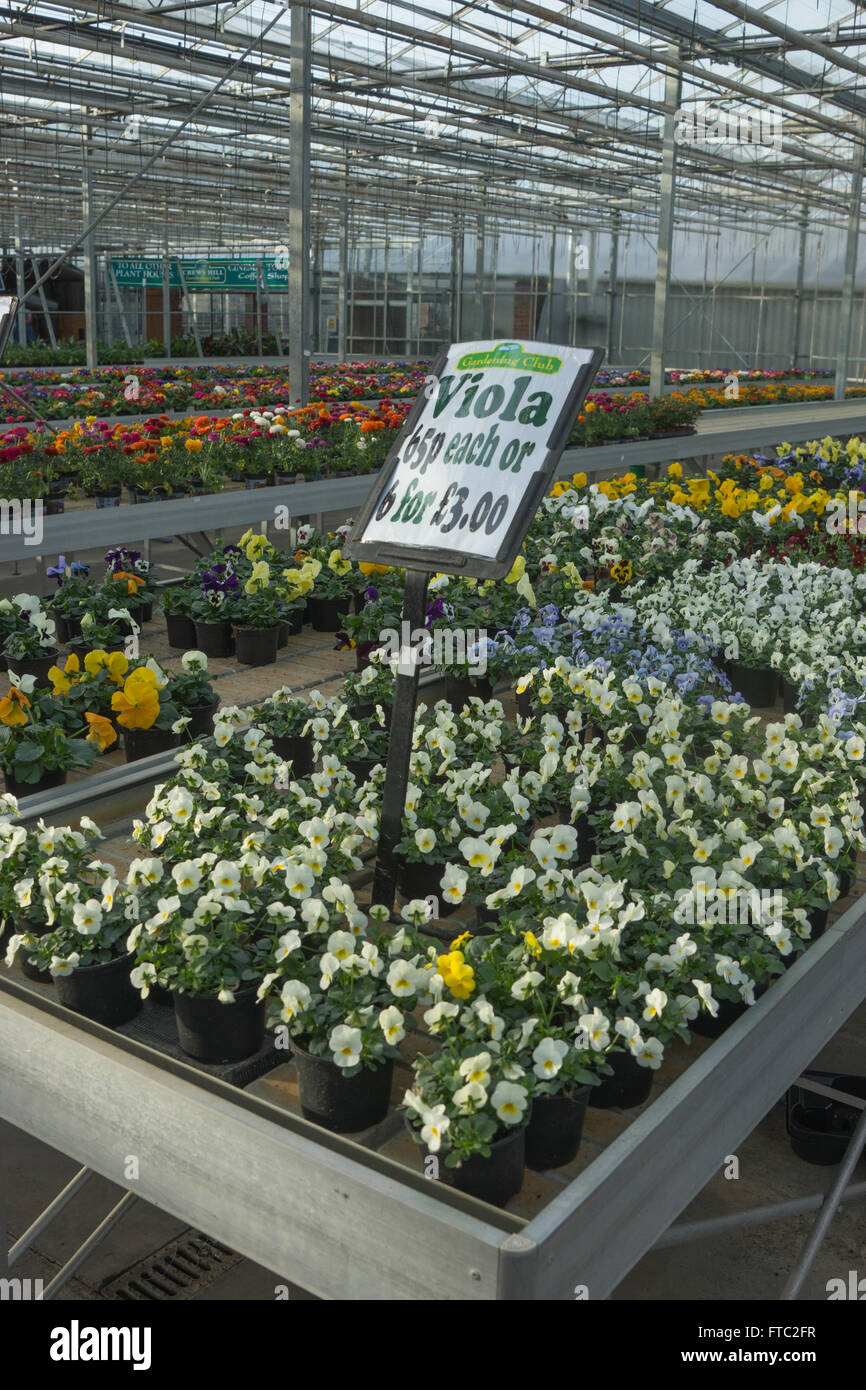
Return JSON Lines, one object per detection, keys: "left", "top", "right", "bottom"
{"left": 2, "top": 0, "right": 866, "bottom": 1330}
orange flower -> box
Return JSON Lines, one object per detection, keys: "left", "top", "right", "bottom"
{"left": 108, "top": 571, "right": 145, "bottom": 596}
{"left": 0, "top": 689, "right": 30, "bottom": 726}
{"left": 84, "top": 712, "right": 118, "bottom": 751}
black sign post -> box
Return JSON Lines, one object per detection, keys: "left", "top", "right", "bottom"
{"left": 346, "top": 338, "right": 603, "bottom": 910}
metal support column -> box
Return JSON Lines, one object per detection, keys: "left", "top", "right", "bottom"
{"left": 544, "top": 227, "right": 556, "bottom": 340}
{"left": 255, "top": 258, "right": 264, "bottom": 357}
{"left": 451, "top": 217, "right": 464, "bottom": 343}
{"left": 337, "top": 192, "right": 349, "bottom": 363}
{"left": 14, "top": 211, "right": 26, "bottom": 348}
{"left": 791, "top": 213, "right": 808, "bottom": 368}
{"left": 566, "top": 229, "right": 577, "bottom": 346}
{"left": 474, "top": 214, "right": 485, "bottom": 338}
{"left": 162, "top": 227, "right": 171, "bottom": 360}
{"left": 835, "top": 121, "right": 865, "bottom": 401}
{"left": 108, "top": 260, "right": 134, "bottom": 350}
{"left": 176, "top": 259, "right": 203, "bottom": 359}
{"left": 405, "top": 240, "right": 415, "bottom": 356}
{"left": 288, "top": 2, "right": 312, "bottom": 404}
{"left": 36, "top": 275, "right": 57, "bottom": 350}
{"left": 415, "top": 238, "right": 424, "bottom": 356}
{"left": 81, "top": 132, "right": 98, "bottom": 370}
{"left": 649, "top": 52, "right": 682, "bottom": 400}
{"left": 606, "top": 214, "right": 620, "bottom": 362}
{"left": 382, "top": 232, "right": 390, "bottom": 355}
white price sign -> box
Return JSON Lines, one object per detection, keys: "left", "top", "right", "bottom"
{"left": 345, "top": 339, "right": 601, "bottom": 577}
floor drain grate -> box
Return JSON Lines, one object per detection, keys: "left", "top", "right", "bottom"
{"left": 100, "top": 1231, "right": 243, "bottom": 1300}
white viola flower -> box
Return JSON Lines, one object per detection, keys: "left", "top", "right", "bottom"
{"left": 578, "top": 1008, "right": 611, "bottom": 1051}
{"left": 72, "top": 900, "right": 104, "bottom": 936}
{"left": 419, "top": 1105, "right": 450, "bottom": 1153}
{"left": 400, "top": 898, "right": 433, "bottom": 926}
{"left": 275, "top": 929, "right": 302, "bottom": 962}
{"left": 217, "top": 988, "right": 235, "bottom": 1004}
{"left": 615, "top": 1016, "right": 641, "bottom": 1041}
{"left": 50, "top": 952, "right": 80, "bottom": 977}
{"left": 318, "top": 952, "right": 340, "bottom": 989}
{"left": 532, "top": 1037, "right": 569, "bottom": 1080}
{"left": 642, "top": 987, "right": 668, "bottom": 1022}
{"left": 330, "top": 1024, "right": 363, "bottom": 1068}
{"left": 714, "top": 955, "right": 743, "bottom": 985}
{"left": 130, "top": 963, "right": 157, "bottom": 997}
{"left": 285, "top": 861, "right": 316, "bottom": 899}
{"left": 634, "top": 1036, "right": 664, "bottom": 1069}
{"left": 454, "top": 1081, "right": 488, "bottom": 1113}
{"left": 424, "top": 1000, "right": 460, "bottom": 1033}
{"left": 172, "top": 861, "right": 202, "bottom": 894}
{"left": 166, "top": 788, "right": 195, "bottom": 825}
{"left": 491, "top": 1081, "right": 529, "bottom": 1125}
{"left": 458, "top": 1051, "right": 492, "bottom": 1086}
{"left": 378, "top": 1004, "right": 405, "bottom": 1045}
{"left": 387, "top": 958, "right": 419, "bottom": 997}
{"left": 510, "top": 970, "right": 543, "bottom": 1001}
{"left": 557, "top": 971, "right": 585, "bottom": 1010}
{"left": 441, "top": 863, "right": 467, "bottom": 904}
{"left": 413, "top": 827, "right": 437, "bottom": 855}
{"left": 279, "top": 979, "right": 311, "bottom": 1019}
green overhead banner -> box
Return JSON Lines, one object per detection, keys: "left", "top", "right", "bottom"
{"left": 110, "top": 258, "right": 289, "bottom": 290}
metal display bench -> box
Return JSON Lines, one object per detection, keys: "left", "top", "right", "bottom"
{"left": 2, "top": 754, "right": 866, "bottom": 1300}
{"left": 4, "top": 396, "right": 866, "bottom": 568}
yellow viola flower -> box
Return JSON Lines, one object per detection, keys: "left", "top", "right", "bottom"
{"left": 84, "top": 712, "right": 118, "bottom": 751}
{"left": 505, "top": 555, "right": 526, "bottom": 584}
{"left": 0, "top": 689, "right": 30, "bottom": 726}
{"left": 667, "top": 461, "right": 683, "bottom": 479}
{"left": 244, "top": 559, "right": 271, "bottom": 594}
{"left": 327, "top": 549, "right": 352, "bottom": 577}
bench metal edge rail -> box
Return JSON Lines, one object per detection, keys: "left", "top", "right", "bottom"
{"left": 0, "top": 985, "right": 513, "bottom": 1301}
{"left": 4, "top": 400, "right": 866, "bottom": 564}
{"left": 497, "top": 895, "right": 866, "bottom": 1300}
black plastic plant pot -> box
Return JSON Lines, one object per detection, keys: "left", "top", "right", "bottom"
{"left": 293, "top": 1039, "right": 393, "bottom": 1133}
{"left": 437, "top": 1125, "right": 526, "bottom": 1208}
{"left": 525, "top": 1087, "right": 590, "bottom": 1171}
{"left": 588, "top": 1050, "right": 654, "bottom": 1109}
{"left": 308, "top": 596, "right": 346, "bottom": 632}
{"left": 807, "top": 907, "right": 829, "bottom": 941}
{"left": 234, "top": 625, "right": 280, "bottom": 667}
{"left": 283, "top": 607, "right": 304, "bottom": 637}
{"left": 786, "top": 1073, "right": 866, "bottom": 1166}
{"left": 173, "top": 985, "right": 265, "bottom": 1064}
{"left": 135, "top": 600, "right": 154, "bottom": 625}
{"left": 446, "top": 675, "right": 493, "bottom": 708}
{"left": 21, "top": 954, "right": 54, "bottom": 984}
{"left": 124, "top": 727, "right": 180, "bottom": 763}
{"left": 4, "top": 650, "right": 59, "bottom": 687}
{"left": 271, "top": 733, "right": 314, "bottom": 778}
{"left": 4, "top": 767, "right": 67, "bottom": 800}
{"left": 726, "top": 661, "right": 777, "bottom": 708}
{"left": 184, "top": 699, "right": 220, "bottom": 739}
{"left": 780, "top": 676, "right": 799, "bottom": 714}
{"left": 347, "top": 756, "right": 379, "bottom": 785}
{"left": 150, "top": 981, "right": 174, "bottom": 1008}
{"left": 396, "top": 857, "right": 456, "bottom": 915}
{"left": 55, "top": 952, "right": 141, "bottom": 1028}
{"left": 165, "top": 612, "right": 196, "bottom": 650}
{"left": 351, "top": 700, "right": 392, "bottom": 724}
{"left": 838, "top": 868, "right": 854, "bottom": 900}
{"left": 515, "top": 687, "right": 533, "bottom": 719}
{"left": 193, "top": 619, "right": 235, "bottom": 658}
{"left": 53, "top": 615, "right": 72, "bottom": 645}
{"left": 690, "top": 994, "right": 750, "bottom": 1039}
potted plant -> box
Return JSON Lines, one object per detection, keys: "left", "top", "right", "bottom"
{"left": 160, "top": 583, "right": 197, "bottom": 650}
{"left": 8, "top": 873, "right": 142, "bottom": 1027}
{"left": 111, "top": 662, "right": 181, "bottom": 761}
{"left": 249, "top": 688, "right": 316, "bottom": 775}
{"left": 3, "top": 609, "right": 59, "bottom": 686}
{"left": 308, "top": 549, "right": 354, "bottom": 632}
{"left": 103, "top": 547, "right": 156, "bottom": 624}
{"left": 191, "top": 563, "right": 239, "bottom": 657}
{"left": 131, "top": 892, "right": 272, "bottom": 1063}
{"left": 44, "top": 569, "right": 95, "bottom": 643}
{"left": 168, "top": 650, "right": 219, "bottom": 738}
{"left": 403, "top": 1011, "right": 532, "bottom": 1207}
{"left": 1, "top": 814, "right": 106, "bottom": 976}
{"left": 231, "top": 560, "right": 284, "bottom": 666}
{"left": 258, "top": 902, "right": 423, "bottom": 1133}
{"left": 0, "top": 673, "right": 115, "bottom": 796}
